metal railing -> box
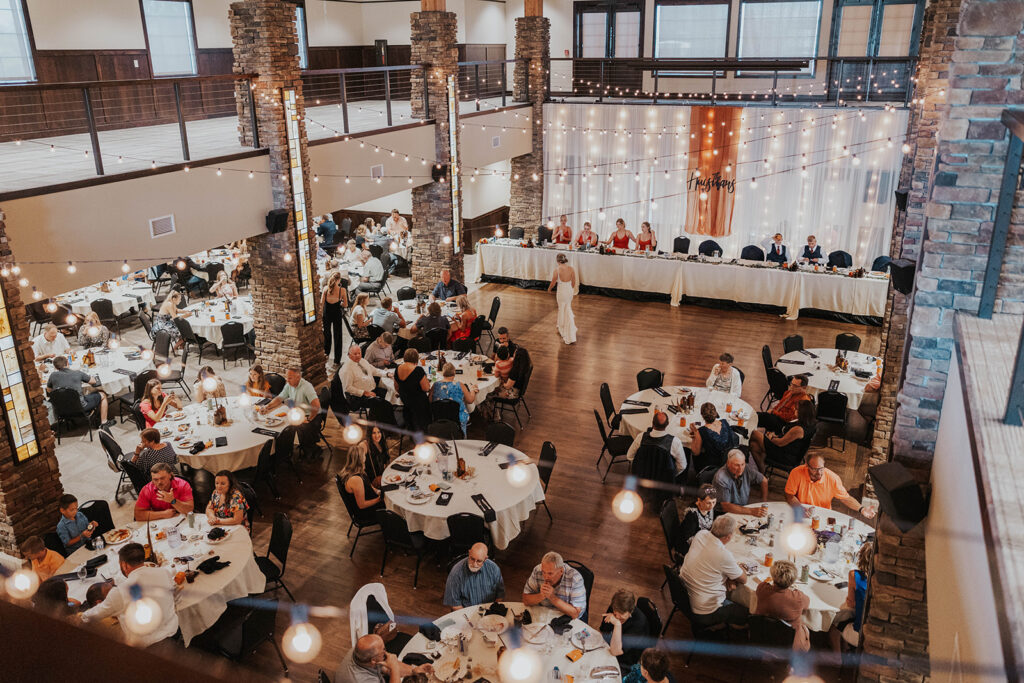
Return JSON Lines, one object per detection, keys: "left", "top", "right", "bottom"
{"left": 457, "top": 60, "right": 518, "bottom": 110}
{"left": 301, "top": 64, "right": 423, "bottom": 135}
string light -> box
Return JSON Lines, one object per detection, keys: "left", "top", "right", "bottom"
{"left": 4, "top": 569, "right": 39, "bottom": 599}
{"left": 124, "top": 586, "right": 163, "bottom": 636}
{"left": 498, "top": 640, "right": 542, "bottom": 683}
{"left": 10, "top": 265, "right": 19, "bottom": 275}
{"left": 283, "top": 609, "right": 322, "bottom": 663}
{"left": 414, "top": 441, "right": 434, "bottom": 464}
{"left": 19, "top": 278, "right": 29, "bottom": 288}
{"left": 343, "top": 423, "right": 363, "bottom": 444}
{"left": 202, "top": 376, "right": 220, "bottom": 393}
{"left": 157, "top": 363, "right": 171, "bottom": 378}
{"left": 141, "top": 349, "right": 154, "bottom": 362}
{"left": 781, "top": 522, "right": 816, "bottom": 556}
{"left": 108, "top": 338, "right": 120, "bottom": 349}
{"left": 0, "top": 266, "right": 8, "bottom": 278}
{"left": 66, "top": 261, "right": 76, "bottom": 274}
{"left": 31, "top": 287, "right": 42, "bottom": 300}
{"left": 121, "top": 260, "right": 131, "bottom": 273}
{"left": 506, "top": 457, "right": 530, "bottom": 487}
{"left": 611, "top": 476, "right": 643, "bottom": 522}
{"left": 288, "top": 406, "right": 305, "bottom": 425}
{"left": 283, "top": 253, "right": 293, "bottom": 263}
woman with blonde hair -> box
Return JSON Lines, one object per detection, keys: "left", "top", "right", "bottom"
{"left": 209, "top": 270, "right": 238, "bottom": 299}
{"left": 322, "top": 271, "right": 348, "bottom": 365}
{"left": 350, "top": 292, "right": 371, "bottom": 341}
{"left": 153, "top": 290, "right": 190, "bottom": 348}
{"left": 339, "top": 442, "right": 384, "bottom": 522}
{"left": 77, "top": 312, "right": 110, "bottom": 348}
{"left": 447, "top": 294, "right": 478, "bottom": 344}
{"left": 754, "top": 560, "right": 811, "bottom": 650}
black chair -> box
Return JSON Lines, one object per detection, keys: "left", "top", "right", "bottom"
{"left": 335, "top": 474, "right": 381, "bottom": 557}
{"left": 782, "top": 335, "right": 804, "bottom": 354}
{"left": 79, "top": 499, "right": 115, "bottom": 536}
{"left": 835, "top": 333, "right": 862, "bottom": 352}
{"left": 50, "top": 303, "right": 79, "bottom": 334}
{"left": 629, "top": 441, "right": 677, "bottom": 508}
{"left": 265, "top": 373, "right": 287, "bottom": 396}
{"left": 314, "top": 386, "right": 333, "bottom": 452}
{"left": 599, "top": 383, "right": 621, "bottom": 435}
{"left": 121, "top": 459, "right": 152, "bottom": 497}
{"left": 827, "top": 250, "right": 853, "bottom": 269}
{"left": 238, "top": 440, "right": 280, "bottom": 500}
{"left": 816, "top": 390, "right": 849, "bottom": 450}
{"left": 99, "top": 430, "right": 132, "bottom": 504}
{"left": 189, "top": 468, "right": 215, "bottom": 513}
{"left": 698, "top": 239, "right": 722, "bottom": 256}
{"left": 659, "top": 500, "right": 685, "bottom": 585}
{"left": 408, "top": 336, "right": 431, "bottom": 354}
{"left": 396, "top": 286, "right": 417, "bottom": 302}
{"left": 748, "top": 615, "right": 795, "bottom": 666}
{"left": 365, "top": 324, "right": 385, "bottom": 344}
{"left": 116, "top": 368, "right": 158, "bottom": 425}
{"left": 237, "top": 481, "right": 260, "bottom": 531}
{"left": 871, "top": 255, "right": 892, "bottom": 273}
{"left": 174, "top": 317, "right": 218, "bottom": 366}
{"left": 673, "top": 236, "right": 690, "bottom": 254}
{"left": 152, "top": 331, "right": 191, "bottom": 399}
{"left": 537, "top": 225, "right": 553, "bottom": 243}
{"left": 431, "top": 399, "right": 461, "bottom": 424}
{"left": 26, "top": 300, "right": 49, "bottom": 336}
{"left": 446, "top": 512, "right": 487, "bottom": 557}
{"left": 236, "top": 263, "right": 252, "bottom": 290}
{"left": 479, "top": 296, "right": 500, "bottom": 349}
{"left": 139, "top": 310, "right": 154, "bottom": 338}
{"left": 636, "top": 368, "right": 664, "bottom": 391}
{"left": 221, "top": 321, "right": 253, "bottom": 368}
{"left": 509, "top": 226, "right": 525, "bottom": 239}
{"left": 740, "top": 245, "right": 765, "bottom": 261}
{"left": 565, "top": 560, "right": 594, "bottom": 623}
{"left": 661, "top": 565, "right": 729, "bottom": 662}
{"left": 90, "top": 298, "right": 135, "bottom": 337}
{"left": 636, "top": 597, "right": 664, "bottom": 643}
{"left": 468, "top": 315, "right": 487, "bottom": 354}
{"left": 593, "top": 409, "right": 632, "bottom": 482}
{"left": 317, "top": 670, "right": 331, "bottom": 683}
{"left": 427, "top": 420, "right": 463, "bottom": 441}
{"left": 761, "top": 344, "right": 774, "bottom": 375}
{"left": 43, "top": 532, "right": 68, "bottom": 558}
{"left": 256, "top": 513, "right": 295, "bottom": 601}
{"left": 426, "top": 328, "right": 449, "bottom": 351}
{"left": 50, "top": 387, "right": 99, "bottom": 443}
{"left": 493, "top": 363, "right": 532, "bottom": 429}
{"left": 537, "top": 441, "right": 556, "bottom": 521}
{"left": 377, "top": 509, "right": 427, "bottom": 588}
{"left": 484, "top": 421, "right": 516, "bottom": 447}
{"left": 192, "top": 601, "right": 289, "bottom": 677}
{"left": 761, "top": 368, "right": 790, "bottom": 410}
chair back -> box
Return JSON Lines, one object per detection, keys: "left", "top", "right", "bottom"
{"left": 636, "top": 596, "right": 663, "bottom": 639}
{"left": 99, "top": 429, "right": 124, "bottom": 465}
{"left": 237, "top": 481, "right": 259, "bottom": 530}
{"left": 516, "top": 363, "right": 534, "bottom": 398}
{"left": 630, "top": 441, "right": 676, "bottom": 486}
{"left": 451, "top": 339, "right": 474, "bottom": 353}
{"left": 367, "top": 398, "right": 398, "bottom": 427}
{"left": 173, "top": 316, "right": 200, "bottom": 344}
{"left": 50, "top": 304, "right": 75, "bottom": 327}
{"left": 329, "top": 374, "right": 352, "bottom": 423}
{"left": 396, "top": 286, "right": 416, "bottom": 301}
{"left": 835, "top": 332, "right": 861, "bottom": 352}
{"left": 673, "top": 236, "right": 690, "bottom": 254}
{"left": 565, "top": 560, "right": 594, "bottom": 622}
{"left": 484, "top": 421, "right": 516, "bottom": 447}
{"left": 599, "top": 383, "right": 617, "bottom": 425}
{"left": 133, "top": 369, "right": 159, "bottom": 400}
{"left": 767, "top": 368, "right": 789, "bottom": 400}
{"left": 761, "top": 344, "right": 773, "bottom": 373}
{"left": 663, "top": 564, "right": 694, "bottom": 618}
{"left": 486, "top": 296, "right": 501, "bottom": 324}
{"left": 79, "top": 499, "right": 115, "bottom": 536}
{"left": 26, "top": 300, "right": 49, "bottom": 324}
{"left": 740, "top": 245, "right": 765, "bottom": 261}
{"left": 50, "top": 388, "right": 86, "bottom": 419}
{"left": 190, "top": 469, "right": 215, "bottom": 512}
{"left": 537, "top": 225, "right": 553, "bottom": 243}
{"left": 139, "top": 311, "right": 154, "bottom": 337}
{"left": 349, "top": 583, "right": 395, "bottom": 646}
{"left": 43, "top": 532, "right": 68, "bottom": 557}
{"left": 636, "top": 367, "right": 664, "bottom": 391}
{"left": 90, "top": 298, "right": 115, "bottom": 321}
{"left": 735, "top": 367, "right": 745, "bottom": 384}
{"left": 335, "top": 474, "right": 364, "bottom": 522}
{"left": 698, "top": 239, "right": 722, "bottom": 256}
{"left": 268, "top": 512, "right": 292, "bottom": 570}
{"left": 121, "top": 460, "right": 152, "bottom": 495}
{"left": 206, "top": 262, "right": 225, "bottom": 282}
{"left": 468, "top": 315, "right": 485, "bottom": 342}
{"left": 221, "top": 321, "right": 246, "bottom": 345}
{"left": 817, "top": 390, "right": 848, "bottom": 422}
{"left": 445, "top": 513, "right": 486, "bottom": 552}
{"left": 431, "top": 399, "right": 461, "bottom": 424}
{"left": 426, "top": 327, "right": 449, "bottom": 351}
{"left": 265, "top": 373, "right": 287, "bottom": 396}
{"left": 427, "top": 420, "right": 462, "bottom": 441}
{"left": 749, "top": 615, "right": 796, "bottom": 649}
{"left": 318, "top": 671, "right": 331, "bottom": 683}
{"left": 152, "top": 330, "right": 172, "bottom": 361}
{"left": 871, "top": 255, "right": 892, "bottom": 273}
{"left": 509, "top": 226, "right": 524, "bottom": 239}
{"left": 659, "top": 499, "right": 680, "bottom": 561}
{"left": 377, "top": 509, "right": 416, "bottom": 547}
{"left": 255, "top": 440, "right": 275, "bottom": 482}
{"left": 409, "top": 336, "right": 431, "bottom": 354}
{"left": 593, "top": 408, "right": 611, "bottom": 447}
{"left": 538, "top": 441, "right": 557, "bottom": 491}
{"left": 366, "top": 324, "right": 384, "bottom": 343}
{"left": 827, "top": 250, "right": 853, "bottom": 268}
{"left": 782, "top": 335, "right": 804, "bottom": 354}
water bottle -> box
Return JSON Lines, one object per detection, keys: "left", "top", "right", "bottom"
{"left": 93, "top": 533, "right": 105, "bottom": 552}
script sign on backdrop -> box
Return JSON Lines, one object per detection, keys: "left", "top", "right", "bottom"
{"left": 684, "top": 106, "right": 742, "bottom": 238}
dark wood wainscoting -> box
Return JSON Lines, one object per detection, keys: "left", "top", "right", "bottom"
{"left": 463, "top": 205, "right": 509, "bottom": 251}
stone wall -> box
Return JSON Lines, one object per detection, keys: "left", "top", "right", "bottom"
{"left": 0, "top": 210, "right": 63, "bottom": 556}
{"left": 508, "top": 16, "right": 550, "bottom": 241}
{"left": 230, "top": 0, "right": 326, "bottom": 385}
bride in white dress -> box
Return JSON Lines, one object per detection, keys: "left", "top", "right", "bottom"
{"left": 547, "top": 253, "right": 577, "bottom": 344}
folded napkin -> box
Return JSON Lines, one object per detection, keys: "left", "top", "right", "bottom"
{"left": 479, "top": 442, "right": 498, "bottom": 458}
{"left": 550, "top": 615, "right": 573, "bottom": 635}
{"left": 622, "top": 399, "right": 651, "bottom": 407}
{"left": 197, "top": 556, "right": 231, "bottom": 574}
{"left": 390, "top": 462, "right": 414, "bottom": 472}
{"left": 484, "top": 601, "right": 508, "bottom": 617}
{"left": 189, "top": 441, "right": 208, "bottom": 454}
{"left": 252, "top": 427, "right": 279, "bottom": 438}
{"left": 619, "top": 408, "right": 650, "bottom": 415}
{"left": 653, "top": 387, "right": 670, "bottom": 397}
{"left": 471, "top": 493, "right": 497, "bottom": 522}
{"left": 777, "top": 359, "right": 805, "bottom": 365}
{"left": 418, "top": 623, "right": 442, "bottom": 641}
{"left": 381, "top": 483, "right": 400, "bottom": 493}
{"left": 402, "top": 653, "right": 432, "bottom": 667}
{"left": 828, "top": 379, "right": 840, "bottom": 391}
{"left": 113, "top": 368, "right": 134, "bottom": 376}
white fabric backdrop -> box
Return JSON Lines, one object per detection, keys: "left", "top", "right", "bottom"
{"left": 542, "top": 103, "right": 908, "bottom": 267}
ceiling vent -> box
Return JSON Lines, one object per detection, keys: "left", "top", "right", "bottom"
{"left": 149, "top": 215, "right": 175, "bottom": 238}
{"left": 370, "top": 164, "right": 384, "bottom": 180}
{"left": 492, "top": 136, "right": 501, "bottom": 148}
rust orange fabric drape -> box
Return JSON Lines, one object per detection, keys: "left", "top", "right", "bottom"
{"left": 684, "top": 106, "right": 742, "bottom": 237}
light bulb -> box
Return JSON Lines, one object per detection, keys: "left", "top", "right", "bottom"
{"left": 66, "top": 261, "right": 76, "bottom": 274}
{"left": 506, "top": 461, "right": 530, "bottom": 487}
{"left": 141, "top": 349, "right": 154, "bottom": 361}
{"left": 283, "top": 253, "right": 293, "bottom": 263}
{"left": 781, "top": 522, "right": 817, "bottom": 556}
{"left": 598, "top": 208, "right": 606, "bottom": 220}
{"left": 0, "top": 266, "right": 8, "bottom": 277}
{"left": 612, "top": 489, "right": 643, "bottom": 522}
{"left": 175, "top": 260, "right": 187, "bottom": 270}
{"left": 157, "top": 363, "right": 171, "bottom": 378}
{"left": 18, "top": 278, "right": 29, "bottom": 288}
{"left": 5, "top": 569, "right": 39, "bottom": 599}
{"left": 238, "top": 393, "right": 251, "bottom": 407}
{"left": 87, "top": 324, "right": 100, "bottom": 338}
{"left": 751, "top": 178, "right": 758, "bottom": 188}
{"left": 10, "top": 265, "right": 20, "bottom": 275}
{"left": 31, "top": 287, "right": 41, "bottom": 300}
{"left": 124, "top": 596, "right": 163, "bottom": 636}
{"left": 283, "top": 621, "right": 322, "bottom": 663}
{"left": 65, "top": 314, "right": 76, "bottom": 325}
{"left": 699, "top": 192, "right": 708, "bottom": 201}
{"left": 902, "top": 143, "right": 911, "bottom": 154}
{"left": 121, "top": 260, "right": 130, "bottom": 273}
{"left": 495, "top": 228, "right": 503, "bottom": 238}
{"left": 442, "top": 235, "right": 452, "bottom": 245}
{"left": 343, "top": 423, "right": 363, "bottom": 444}
{"left": 288, "top": 406, "right": 305, "bottom": 425}
{"left": 202, "top": 376, "right": 219, "bottom": 393}
{"left": 108, "top": 339, "right": 120, "bottom": 349}
{"left": 499, "top": 646, "right": 542, "bottom": 683}
{"left": 414, "top": 442, "right": 434, "bottom": 464}
{"left": 546, "top": 220, "right": 554, "bottom": 229}
{"left": 45, "top": 302, "right": 58, "bottom": 313}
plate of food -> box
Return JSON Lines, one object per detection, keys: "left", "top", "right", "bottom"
{"left": 477, "top": 614, "right": 508, "bottom": 634}
{"left": 177, "top": 423, "right": 191, "bottom": 433}
{"left": 165, "top": 411, "right": 186, "bottom": 421}
{"left": 383, "top": 473, "right": 406, "bottom": 485}
{"left": 433, "top": 655, "right": 468, "bottom": 683}
{"left": 178, "top": 440, "right": 195, "bottom": 450}
{"left": 104, "top": 528, "right": 133, "bottom": 545}
{"left": 206, "top": 527, "right": 229, "bottom": 544}
{"left": 394, "top": 456, "right": 415, "bottom": 467}
{"left": 263, "top": 417, "right": 283, "bottom": 427}
{"left": 406, "top": 490, "right": 434, "bottom": 505}
{"left": 521, "top": 623, "right": 553, "bottom": 645}
{"left": 159, "top": 427, "right": 172, "bottom": 438}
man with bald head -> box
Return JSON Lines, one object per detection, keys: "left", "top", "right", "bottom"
{"left": 443, "top": 542, "right": 505, "bottom": 610}
{"left": 335, "top": 633, "right": 432, "bottom": 683}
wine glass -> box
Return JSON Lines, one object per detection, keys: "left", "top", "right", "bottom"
{"left": 76, "top": 564, "right": 88, "bottom": 581}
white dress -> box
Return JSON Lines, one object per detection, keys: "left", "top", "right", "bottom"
{"left": 556, "top": 277, "right": 577, "bottom": 344}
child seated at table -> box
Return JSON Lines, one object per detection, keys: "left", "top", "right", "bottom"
{"left": 22, "top": 535, "right": 64, "bottom": 581}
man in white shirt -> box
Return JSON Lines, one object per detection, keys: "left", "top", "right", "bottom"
{"left": 80, "top": 542, "right": 179, "bottom": 647}
{"left": 339, "top": 239, "right": 361, "bottom": 266}
{"left": 259, "top": 367, "right": 323, "bottom": 461}
{"left": 353, "top": 252, "right": 385, "bottom": 295}
{"left": 625, "top": 411, "right": 687, "bottom": 480}
{"left": 385, "top": 209, "right": 408, "bottom": 236}
{"left": 339, "top": 344, "right": 388, "bottom": 408}
{"left": 33, "top": 323, "right": 71, "bottom": 360}
{"left": 679, "top": 516, "right": 749, "bottom": 627}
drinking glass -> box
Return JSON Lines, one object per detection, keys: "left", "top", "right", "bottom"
{"left": 77, "top": 564, "right": 88, "bottom": 581}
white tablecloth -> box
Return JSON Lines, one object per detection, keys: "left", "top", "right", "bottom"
{"left": 722, "top": 502, "right": 872, "bottom": 632}
{"left": 399, "top": 603, "right": 620, "bottom": 680}
{"left": 192, "top": 250, "right": 240, "bottom": 281}
{"left": 618, "top": 386, "right": 758, "bottom": 446}
{"left": 60, "top": 283, "right": 156, "bottom": 317}
{"left": 183, "top": 301, "right": 254, "bottom": 346}
{"left": 776, "top": 348, "right": 880, "bottom": 411}
{"left": 475, "top": 243, "right": 888, "bottom": 319}
{"left": 381, "top": 354, "right": 499, "bottom": 415}
{"left": 158, "top": 398, "right": 275, "bottom": 472}
{"left": 382, "top": 440, "right": 545, "bottom": 550}
{"left": 59, "top": 515, "right": 265, "bottom": 646}
{"left": 40, "top": 348, "right": 155, "bottom": 397}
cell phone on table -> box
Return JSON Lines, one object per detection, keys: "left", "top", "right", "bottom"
{"left": 215, "top": 436, "right": 227, "bottom": 447}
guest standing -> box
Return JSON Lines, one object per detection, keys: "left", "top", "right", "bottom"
{"left": 322, "top": 272, "right": 349, "bottom": 366}
{"left": 395, "top": 349, "right": 432, "bottom": 432}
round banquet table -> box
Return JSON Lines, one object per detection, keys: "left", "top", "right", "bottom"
{"left": 380, "top": 353, "right": 498, "bottom": 414}
{"left": 183, "top": 301, "right": 254, "bottom": 346}
{"left": 776, "top": 348, "right": 880, "bottom": 410}
{"left": 192, "top": 250, "right": 240, "bottom": 281}
{"left": 40, "top": 347, "right": 154, "bottom": 397}
{"left": 618, "top": 386, "right": 758, "bottom": 447}
{"left": 381, "top": 440, "right": 545, "bottom": 550}
{"left": 157, "top": 398, "right": 277, "bottom": 472}
{"left": 58, "top": 514, "right": 265, "bottom": 646}
{"left": 722, "top": 502, "right": 873, "bottom": 632}
{"left": 399, "top": 602, "right": 620, "bottom": 681}
{"left": 60, "top": 282, "right": 156, "bottom": 317}
{"left": 396, "top": 300, "right": 457, "bottom": 339}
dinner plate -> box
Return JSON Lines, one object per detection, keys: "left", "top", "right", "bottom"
{"left": 178, "top": 441, "right": 195, "bottom": 450}
{"left": 165, "top": 411, "right": 186, "bottom": 421}
{"left": 521, "top": 623, "right": 552, "bottom": 645}
{"left": 570, "top": 629, "right": 600, "bottom": 651}
{"left": 406, "top": 491, "right": 433, "bottom": 505}
{"left": 433, "top": 655, "right": 468, "bottom": 683}
{"left": 477, "top": 614, "right": 508, "bottom": 634}
{"left": 104, "top": 528, "right": 133, "bottom": 545}
{"left": 440, "top": 624, "right": 470, "bottom": 642}
{"left": 810, "top": 566, "right": 833, "bottom": 582}
{"left": 394, "top": 457, "right": 415, "bottom": 467}
{"left": 263, "top": 417, "right": 283, "bottom": 427}
{"left": 383, "top": 473, "right": 405, "bottom": 485}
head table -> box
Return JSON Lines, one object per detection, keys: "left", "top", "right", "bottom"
{"left": 156, "top": 397, "right": 277, "bottom": 472}
{"left": 382, "top": 440, "right": 545, "bottom": 550}
{"left": 618, "top": 386, "right": 758, "bottom": 446}
{"left": 777, "top": 347, "right": 880, "bottom": 411}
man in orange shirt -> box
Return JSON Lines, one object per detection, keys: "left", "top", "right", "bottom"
{"left": 758, "top": 376, "right": 812, "bottom": 433}
{"left": 22, "top": 535, "right": 64, "bottom": 581}
{"left": 785, "top": 454, "right": 876, "bottom": 517}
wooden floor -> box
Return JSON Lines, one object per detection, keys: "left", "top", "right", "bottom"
{"left": 64, "top": 281, "right": 882, "bottom": 682}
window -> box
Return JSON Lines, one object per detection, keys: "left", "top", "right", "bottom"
{"left": 573, "top": 1, "right": 644, "bottom": 58}
{"left": 579, "top": 12, "right": 607, "bottom": 57}
{"left": 613, "top": 11, "right": 641, "bottom": 58}
{"left": 141, "top": 0, "right": 197, "bottom": 76}
{"left": 295, "top": 4, "right": 308, "bottom": 69}
{"left": 654, "top": 1, "right": 729, "bottom": 61}
{"left": 878, "top": 3, "right": 916, "bottom": 56}
{"left": 0, "top": 0, "right": 35, "bottom": 83}
{"left": 835, "top": 4, "right": 871, "bottom": 56}
{"left": 738, "top": 0, "right": 822, "bottom": 74}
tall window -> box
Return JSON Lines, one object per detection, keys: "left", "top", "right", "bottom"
{"left": 654, "top": 1, "right": 729, "bottom": 61}
{"left": 141, "top": 0, "right": 197, "bottom": 76}
{"left": 738, "top": 0, "right": 822, "bottom": 74}
{"left": 295, "top": 4, "right": 308, "bottom": 69}
{"left": 0, "top": 0, "right": 35, "bottom": 83}
{"left": 573, "top": 1, "right": 644, "bottom": 58}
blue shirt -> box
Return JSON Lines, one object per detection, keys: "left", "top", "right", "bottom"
{"left": 57, "top": 511, "right": 91, "bottom": 551}
{"left": 443, "top": 558, "right": 505, "bottom": 607}
{"left": 432, "top": 279, "right": 467, "bottom": 301}
{"left": 369, "top": 307, "right": 401, "bottom": 333}
{"left": 523, "top": 563, "right": 587, "bottom": 615}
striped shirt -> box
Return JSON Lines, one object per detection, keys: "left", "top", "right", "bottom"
{"left": 442, "top": 558, "right": 505, "bottom": 607}
{"left": 523, "top": 564, "right": 587, "bottom": 614}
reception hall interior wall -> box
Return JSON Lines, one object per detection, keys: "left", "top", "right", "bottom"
{"left": 542, "top": 103, "right": 908, "bottom": 267}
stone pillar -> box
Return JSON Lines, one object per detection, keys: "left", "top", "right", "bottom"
{"left": 0, "top": 210, "right": 63, "bottom": 556}
{"left": 508, "top": 12, "right": 549, "bottom": 241}
{"left": 409, "top": 10, "right": 465, "bottom": 291}
{"left": 230, "top": 0, "right": 326, "bottom": 385}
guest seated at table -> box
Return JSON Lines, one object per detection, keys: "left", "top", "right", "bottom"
{"left": 132, "top": 427, "right": 178, "bottom": 472}
{"left": 153, "top": 291, "right": 190, "bottom": 349}
{"left": 32, "top": 323, "right": 70, "bottom": 360}
{"left": 135, "top": 462, "right": 194, "bottom": 521}
{"left": 443, "top": 542, "right": 505, "bottom": 610}
{"left": 56, "top": 494, "right": 94, "bottom": 553}
{"left": 626, "top": 410, "right": 687, "bottom": 480}
{"left": 679, "top": 516, "right": 749, "bottom": 628}
{"left": 140, "top": 379, "right": 183, "bottom": 429}
{"left": 339, "top": 442, "right": 385, "bottom": 519}
{"left": 705, "top": 352, "right": 742, "bottom": 396}
{"left": 575, "top": 221, "right": 599, "bottom": 248}
{"left": 447, "top": 295, "right": 477, "bottom": 344}
{"left": 81, "top": 542, "right": 179, "bottom": 647}
{"left": 784, "top": 453, "right": 876, "bottom": 517}
{"left": 341, "top": 344, "right": 389, "bottom": 408}
{"left": 830, "top": 543, "right": 873, "bottom": 651}
{"left": 36, "top": 578, "right": 79, "bottom": 619}
{"left": 335, "top": 633, "right": 432, "bottom": 683}
{"left": 622, "top": 648, "right": 676, "bottom": 683}
{"left": 260, "top": 366, "right": 323, "bottom": 462}
{"left": 765, "top": 233, "right": 789, "bottom": 264}
{"left": 350, "top": 292, "right": 372, "bottom": 341}
{"left": 85, "top": 580, "right": 114, "bottom": 611}
{"left": 431, "top": 268, "right": 468, "bottom": 302}
{"left": 491, "top": 327, "right": 519, "bottom": 358}
{"left": 46, "top": 355, "right": 112, "bottom": 427}
{"left": 357, "top": 243, "right": 373, "bottom": 266}
{"left": 750, "top": 400, "right": 817, "bottom": 473}
{"left": 754, "top": 560, "right": 811, "bottom": 651}
{"left": 493, "top": 346, "right": 518, "bottom": 399}
{"left": 77, "top": 312, "right": 111, "bottom": 349}
{"left": 365, "top": 333, "right": 396, "bottom": 370}
{"left": 395, "top": 349, "right": 432, "bottom": 433}
{"left": 522, "top": 551, "right": 587, "bottom": 619}
{"left": 552, "top": 215, "right": 573, "bottom": 244}
{"left": 431, "top": 363, "right": 476, "bottom": 435}
{"left": 318, "top": 214, "right": 338, "bottom": 246}
{"left": 600, "top": 589, "right": 649, "bottom": 670}
{"left": 209, "top": 270, "right": 239, "bottom": 299}
{"left": 22, "top": 535, "right": 63, "bottom": 581}
{"left": 636, "top": 222, "right": 657, "bottom": 252}
{"left": 689, "top": 403, "right": 738, "bottom": 474}
{"left": 206, "top": 470, "right": 250, "bottom": 531}
{"left": 411, "top": 302, "right": 449, "bottom": 337}
{"left": 353, "top": 250, "right": 385, "bottom": 296}
{"left": 246, "top": 364, "right": 272, "bottom": 398}
{"left": 194, "top": 366, "right": 227, "bottom": 402}
{"left": 712, "top": 449, "right": 768, "bottom": 516}
{"left": 385, "top": 209, "right": 408, "bottom": 236}
{"left": 370, "top": 297, "right": 407, "bottom": 334}
{"left": 604, "top": 218, "right": 635, "bottom": 250}
{"left": 364, "top": 426, "right": 390, "bottom": 484}
{"left": 340, "top": 239, "right": 362, "bottom": 265}
{"left": 756, "top": 375, "right": 811, "bottom": 434}
{"left": 800, "top": 235, "right": 824, "bottom": 264}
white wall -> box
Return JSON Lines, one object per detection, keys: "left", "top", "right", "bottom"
{"left": 307, "top": 0, "right": 364, "bottom": 47}
{"left": 359, "top": 1, "right": 421, "bottom": 45}
{"left": 26, "top": 0, "right": 146, "bottom": 51}
{"left": 193, "top": 0, "right": 234, "bottom": 49}
{"left": 461, "top": 160, "right": 510, "bottom": 218}
{"left": 349, "top": 189, "right": 413, "bottom": 215}
{"left": 465, "top": 0, "right": 507, "bottom": 45}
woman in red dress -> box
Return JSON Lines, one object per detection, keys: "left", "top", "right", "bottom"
{"left": 636, "top": 222, "right": 657, "bottom": 251}
{"left": 448, "top": 295, "right": 478, "bottom": 343}
{"left": 552, "top": 215, "right": 573, "bottom": 244}
{"left": 575, "top": 221, "right": 599, "bottom": 247}
{"left": 603, "top": 219, "right": 635, "bottom": 250}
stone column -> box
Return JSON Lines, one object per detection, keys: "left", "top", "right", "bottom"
{"left": 409, "top": 8, "right": 465, "bottom": 291}
{"left": 230, "top": 0, "right": 326, "bottom": 385}
{"left": 0, "top": 210, "right": 63, "bottom": 556}
{"left": 508, "top": 8, "right": 550, "bottom": 241}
